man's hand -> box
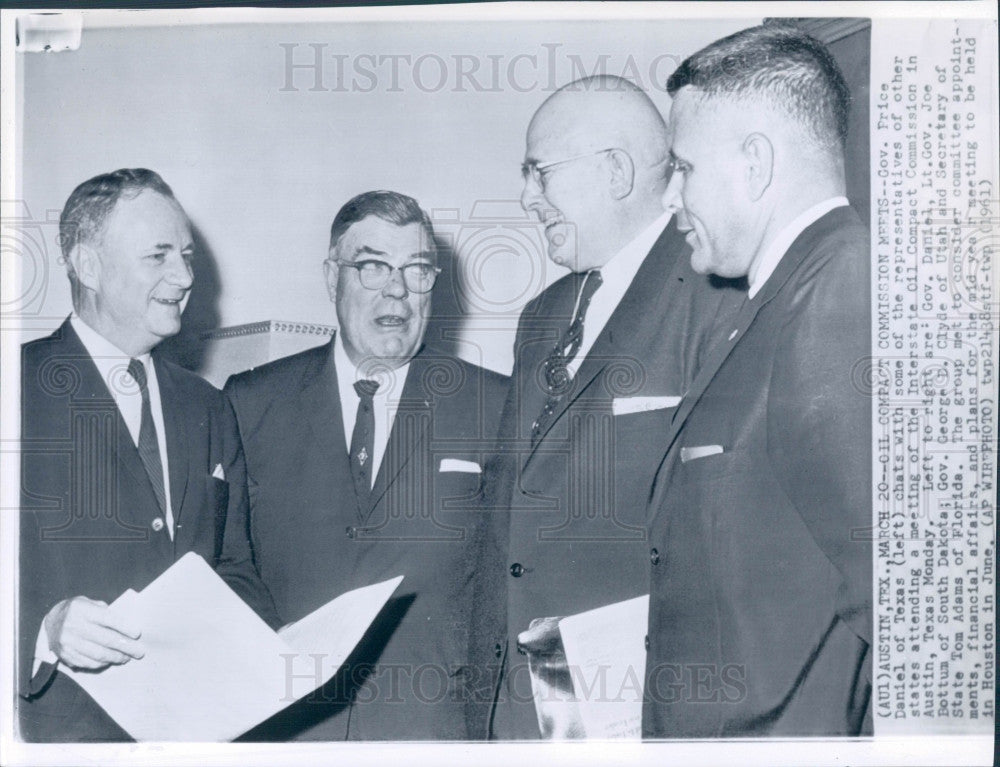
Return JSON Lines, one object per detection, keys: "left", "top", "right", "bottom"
{"left": 43, "top": 597, "right": 144, "bottom": 670}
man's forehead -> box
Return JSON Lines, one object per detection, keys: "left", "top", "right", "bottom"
{"left": 102, "top": 191, "right": 191, "bottom": 243}
{"left": 339, "top": 216, "right": 432, "bottom": 260}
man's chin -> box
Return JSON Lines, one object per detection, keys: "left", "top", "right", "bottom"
{"left": 689, "top": 249, "right": 714, "bottom": 276}
{"left": 371, "top": 337, "right": 421, "bottom": 365}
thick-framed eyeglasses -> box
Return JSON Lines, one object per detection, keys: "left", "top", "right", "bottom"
{"left": 338, "top": 259, "right": 442, "bottom": 293}
{"left": 521, "top": 147, "right": 618, "bottom": 191}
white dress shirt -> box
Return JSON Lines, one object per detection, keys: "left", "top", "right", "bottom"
{"left": 747, "top": 196, "right": 850, "bottom": 299}
{"left": 566, "top": 208, "right": 674, "bottom": 378}
{"left": 333, "top": 331, "right": 411, "bottom": 487}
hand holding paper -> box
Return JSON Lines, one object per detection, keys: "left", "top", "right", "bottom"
{"left": 43, "top": 596, "right": 144, "bottom": 670}
{"left": 61, "top": 553, "right": 402, "bottom": 741}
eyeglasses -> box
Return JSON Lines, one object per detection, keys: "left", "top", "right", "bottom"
{"left": 338, "top": 259, "right": 441, "bottom": 293}
{"left": 521, "top": 148, "right": 618, "bottom": 191}
{"left": 667, "top": 153, "right": 692, "bottom": 177}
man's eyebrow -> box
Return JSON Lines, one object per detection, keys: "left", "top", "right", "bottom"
{"left": 351, "top": 245, "right": 435, "bottom": 261}
{"left": 352, "top": 245, "right": 389, "bottom": 258}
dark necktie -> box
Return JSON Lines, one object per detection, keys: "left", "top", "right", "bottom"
{"left": 127, "top": 358, "right": 167, "bottom": 519}
{"left": 350, "top": 379, "right": 380, "bottom": 506}
{"left": 531, "top": 269, "right": 603, "bottom": 443}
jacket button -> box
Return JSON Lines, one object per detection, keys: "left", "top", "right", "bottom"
{"left": 509, "top": 562, "right": 524, "bottom": 577}
{"left": 644, "top": 634, "right": 650, "bottom": 651}
{"left": 346, "top": 526, "right": 356, "bottom": 539}
{"left": 151, "top": 517, "right": 165, "bottom": 532}
{"left": 494, "top": 642, "right": 503, "bottom": 658}
{"left": 650, "top": 547, "right": 660, "bottom": 565}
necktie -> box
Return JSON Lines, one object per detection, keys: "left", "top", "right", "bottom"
{"left": 531, "top": 269, "right": 603, "bottom": 443}
{"left": 127, "top": 358, "right": 167, "bottom": 521}
{"left": 350, "top": 379, "right": 380, "bottom": 507}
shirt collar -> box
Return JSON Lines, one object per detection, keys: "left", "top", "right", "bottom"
{"left": 596, "top": 208, "right": 673, "bottom": 291}
{"left": 70, "top": 314, "right": 152, "bottom": 391}
{"left": 747, "top": 196, "right": 850, "bottom": 298}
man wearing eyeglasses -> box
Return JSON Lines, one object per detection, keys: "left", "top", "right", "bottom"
{"left": 224, "top": 190, "right": 506, "bottom": 740}
{"left": 465, "top": 76, "right": 741, "bottom": 739}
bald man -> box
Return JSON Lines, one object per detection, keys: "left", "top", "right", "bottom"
{"left": 464, "top": 76, "right": 741, "bottom": 739}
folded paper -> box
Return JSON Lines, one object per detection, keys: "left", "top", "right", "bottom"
{"left": 62, "top": 552, "right": 402, "bottom": 741}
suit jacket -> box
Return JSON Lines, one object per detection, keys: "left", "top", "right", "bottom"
{"left": 224, "top": 338, "right": 507, "bottom": 741}
{"left": 18, "top": 318, "right": 277, "bottom": 742}
{"left": 642, "top": 206, "right": 873, "bottom": 738}
{"left": 465, "top": 218, "right": 743, "bottom": 738}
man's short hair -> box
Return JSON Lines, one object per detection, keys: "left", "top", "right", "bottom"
{"left": 59, "top": 168, "right": 177, "bottom": 260}
{"left": 328, "top": 190, "right": 435, "bottom": 254}
{"left": 666, "top": 22, "right": 850, "bottom": 150}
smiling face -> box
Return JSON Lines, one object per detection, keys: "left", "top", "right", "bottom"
{"left": 325, "top": 216, "right": 432, "bottom": 369}
{"left": 520, "top": 104, "right": 619, "bottom": 273}
{"left": 665, "top": 88, "right": 755, "bottom": 279}
{"left": 81, "top": 190, "right": 194, "bottom": 356}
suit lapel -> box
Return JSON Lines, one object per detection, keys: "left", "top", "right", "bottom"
{"left": 647, "top": 207, "right": 855, "bottom": 516}
{"left": 526, "top": 222, "right": 684, "bottom": 457}
{"left": 298, "top": 338, "right": 356, "bottom": 516}
{"left": 365, "top": 352, "right": 433, "bottom": 519}
{"left": 153, "top": 357, "right": 189, "bottom": 536}
{"left": 56, "top": 320, "right": 165, "bottom": 535}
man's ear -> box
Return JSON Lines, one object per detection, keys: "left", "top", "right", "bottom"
{"left": 742, "top": 132, "right": 774, "bottom": 201}
{"left": 607, "top": 149, "right": 635, "bottom": 200}
{"left": 323, "top": 254, "right": 339, "bottom": 303}
{"left": 69, "top": 243, "right": 101, "bottom": 293}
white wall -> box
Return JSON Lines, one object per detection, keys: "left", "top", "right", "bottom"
{"left": 15, "top": 14, "right": 756, "bottom": 373}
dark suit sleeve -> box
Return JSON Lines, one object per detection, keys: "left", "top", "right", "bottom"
{"left": 766, "top": 231, "right": 872, "bottom": 645}
{"left": 213, "top": 386, "right": 282, "bottom": 629}
{"left": 18, "top": 501, "right": 59, "bottom": 698}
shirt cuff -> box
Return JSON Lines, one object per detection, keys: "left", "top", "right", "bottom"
{"left": 32, "top": 619, "right": 59, "bottom": 676}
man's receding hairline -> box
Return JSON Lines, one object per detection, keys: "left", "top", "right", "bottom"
{"left": 87, "top": 189, "right": 188, "bottom": 253}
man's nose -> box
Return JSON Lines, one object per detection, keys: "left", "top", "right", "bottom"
{"left": 661, "top": 172, "right": 684, "bottom": 214}
{"left": 381, "top": 266, "right": 408, "bottom": 298}
{"left": 168, "top": 251, "right": 194, "bottom": 289}
{"left": 520, "top": 174, "right": 543, "bottom": 213}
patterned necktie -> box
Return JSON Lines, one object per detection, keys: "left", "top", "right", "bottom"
{"left": 127, "top": 358, "right": 167, "bottom": 519}
{"left": 531, "top": 269, "right": 603, "bottom": 444}
{"left": 350, "top": 379, "right": 380, "bottom": 506}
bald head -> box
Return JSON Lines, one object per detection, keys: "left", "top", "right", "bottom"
{"left": 521, "top": 76, "right": 671, "bottom": 272}
{"left": 528, "top": 76, "right": 669, "bottom": 187}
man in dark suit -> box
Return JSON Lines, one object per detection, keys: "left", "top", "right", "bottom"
{"left": 465, "top": 76, "right": 740, "bottom": 739}
{"left": 643, "top": 24, "right": 872, "bottom": 737}
{"left": 225, "top": 190, "right": 506, "bottom": 740}
{"left": 18, "top": 169, "right": 277, "bottom": 742}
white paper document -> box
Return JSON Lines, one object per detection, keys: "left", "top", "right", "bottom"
{"left": 558, "top": 594, "right": 649, "bottom": 740}
{"left": 62, "top": 552, "right": 402, "bottom": 742}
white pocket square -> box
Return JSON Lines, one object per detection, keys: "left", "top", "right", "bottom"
{"left": 680, "top": 445, "right": 724, "bottom": 463}
{"left": 211, "top": 463, "right": 226, "bottom": 480}
{"left": 439, "top": 458, "right": 481, "bottom": 474}
{"left": 612, "top": 395, "right": 681, "bottom": 416}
